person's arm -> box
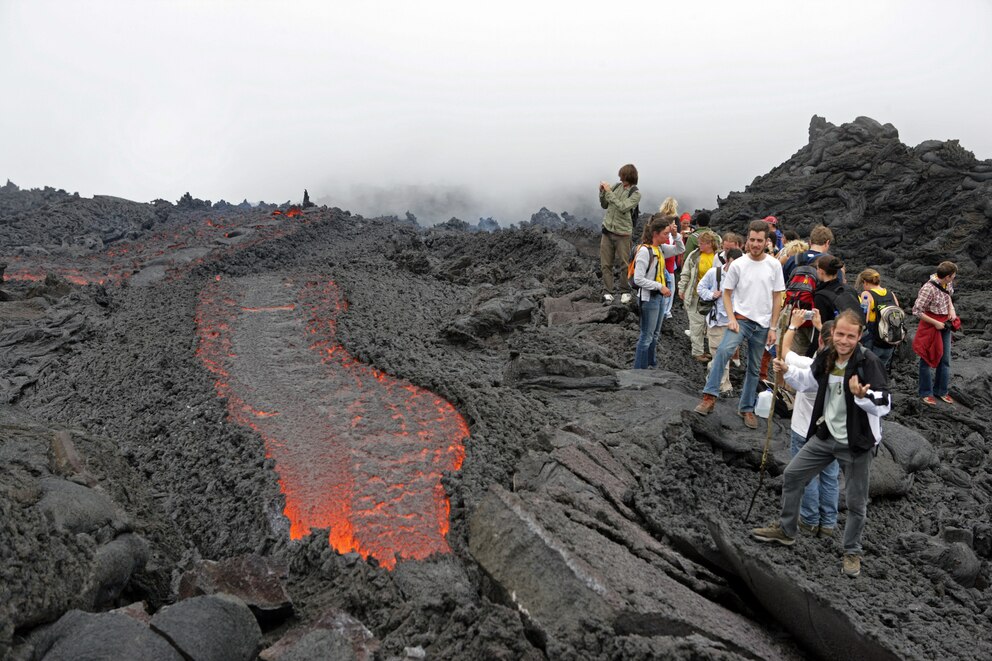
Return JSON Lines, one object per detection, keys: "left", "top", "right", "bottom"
{"left": 723, "top": 287, "right": 737, "bottom": 332}
{"left": 602, "top": 186, "right": 641, "bottom": 212}
{"left": 599, "top": 186, "right": 609, "bottom": 209}
{"left": 768, "top": 289, "right": 784, "bottom": 345}
{"left": 781, "top": 307, "right": 808, "bottom": 355}
{"left": 850, "top": 359, "right": 891, "bottom": 418}
{"left": 697, "top": 268, "right": 717, "bottom": 300}
{"left": 659, "top": 229, "right": 686, "bottom": 257}
{"left": 772, "top": 354, "right": 819, "bottom": 392}
{"left": 677, "top": 251, "right": 695, "bottom": 296}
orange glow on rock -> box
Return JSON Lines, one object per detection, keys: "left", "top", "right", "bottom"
{"left": 195, "top": 275, "right": 468, "bottom": 569}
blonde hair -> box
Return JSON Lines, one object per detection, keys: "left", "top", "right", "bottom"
{"left": 659, "top": 196, "right": 678, "bottom": 216}
{"left": 777, "top": 239, "right": 808, "bottom": 264}
{"left": 697, "top": 230, "right": 720, "bottom": 250}
{"left": 859, "top": 268, "right": 881, "bottom": 287}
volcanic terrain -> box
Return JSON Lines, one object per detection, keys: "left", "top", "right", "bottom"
{"left": 1, "top": 115, "right": 991, "bottom": 660}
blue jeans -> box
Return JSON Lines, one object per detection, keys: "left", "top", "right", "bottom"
{"left": 919, "top": 327, "right": 952, "bottom": 397}
{"left": 662, "top": 270, "right": 675, "bottom": 318}
{"left": 863, "top": 334, "right": 894, "bottom": 370}
{"left": 634, "top": 295, "right": 664, "bottom": 369}
{"left": 790, "top": 431, "right": 840, "bottom": 527}
{"left": 703, "top": 318, "right": 768, "bottom": 412}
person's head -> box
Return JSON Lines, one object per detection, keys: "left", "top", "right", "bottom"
{"left": 645, "top": 213, "right": 677, "bottom": 244}
{"left": 780, "top": 239, "right": 809, "bottom": 260}
{"left": 764, "top": 215, "right": 778, "bottom": 229}
{"left": 831, "top": 309, "right": 864, "bottom": 361}
{"left": 783, "top": 229, "right": 800, "bottom": 242}
{"left": 724, "top": 247, "right": 743, "bottom": 268}
{"left": 721, "top": 232, "right": 743, "bottom": 252}
{"left": 659, "top": 196, "right": 678, "bottom": 216}
{"left": 859, "top": 268, "right": 881, "bottom": 290}
{"left": 819, "top": 319, "right": 835, "bottom": 351}
{"left": 680, "top": 212, "right": 693, "bottom": 229}
{"left": 746, "top": 220, "right": 771, "bottom": 258}
{"left": 697, "top": 230, "right": 719, "bottom": 254}
{"left": 619, "top": 164, "right": 638, "bottom": 186}
{"left": 816, "top": 254, "right": 844, "bottom": 281}
{"left": 695, "top": 211, "right": 711, "bottom": 228}
{"left": 809, "top": 225, "right": 833, "bottom": 248}
{"left": 936, "top": 261, "right": 958, "bottom": 283}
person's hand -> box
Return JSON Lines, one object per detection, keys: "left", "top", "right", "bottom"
{"left": 812, "top": 308, "right": 822, "bottom": 331}
{"left": 790, "top": 308, "right": 806, "bottom": 326}
{"left": 599, "top": 181, "right": 610, "bottom": 192}
{"left": 728, "top": 317, "right": 739, "bottom": 333}
{"left": 711, "top": 290, "right": 720, "bottom": 299}
{"left": 773, "top": 357, "right": 787, "bottom": 375}
{"left": 933, "top": 319, "right": 946, "bottom": 330}
{"left": 767, "top": 327, "right": 777, "bottom": 346}
{"left": 660, "top": 286, "right": 671, "bottom": 297}
{"left": 678, "top": 291, "right": 685, "bottom": 301}
{"left": 849, "top": 374, "right": 870, "bottom": 398}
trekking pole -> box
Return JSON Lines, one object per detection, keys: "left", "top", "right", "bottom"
{"left": 743, "top": 307, "right": 789, "bottom": 523}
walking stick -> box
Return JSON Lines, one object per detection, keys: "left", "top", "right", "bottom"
{"left": 743, "top": 306, "right": 790, "bottom": 523}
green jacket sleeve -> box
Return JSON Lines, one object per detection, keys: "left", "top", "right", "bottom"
{"left": 602, "top": 186, "right": 641, "bottom": 213}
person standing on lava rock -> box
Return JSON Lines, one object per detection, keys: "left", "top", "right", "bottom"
{"left": 697, "top": 247, "right": 743, "bottom": 395}
{"left": 912, "top": 261, "right": 959, "bottom": 406}
{"left": 693, "top": 220, "right": 785, "bottom": 429}
{"left": 754, "top": 309, "right": 891, "bottom": 579}
{"left": 598, "top": 164, "right": 641, "bottom": 305}
{"left": 679, "top": 230, "right": 720, "bottom": 362}
{"left": 631, "top": 214, "right": 684, "bottom": 369}
{"left": 657, "top": 197, "right": 680, "bottom": 321}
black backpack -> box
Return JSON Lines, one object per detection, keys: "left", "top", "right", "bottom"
{"left": 820, "top": 282, "right": 863, "bottom": 321}
{"left": 697, "top": 268, "right": 722, "bottom": 316}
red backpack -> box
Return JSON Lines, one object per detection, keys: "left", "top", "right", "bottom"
{"left": 783, "top": 252, "right": 818, "bottom": 326}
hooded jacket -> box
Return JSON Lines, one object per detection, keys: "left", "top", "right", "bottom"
{"left": 783, "top": 345, "right": 891, "bottom": 454}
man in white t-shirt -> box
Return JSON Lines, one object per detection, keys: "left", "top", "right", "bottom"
{"left": 694, "top": 220, "right": 785, "bottom": 429}
{"left": 782, "top": 309, "right": 839, "bottom": 538}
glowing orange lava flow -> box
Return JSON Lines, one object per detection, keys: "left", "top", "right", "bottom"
{"left": 195, "top": 275, "right": 467, "bottom": 569}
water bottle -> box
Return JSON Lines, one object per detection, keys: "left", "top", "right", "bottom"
{"left": 755, "top": 390, "right": 773, "bottom": 418}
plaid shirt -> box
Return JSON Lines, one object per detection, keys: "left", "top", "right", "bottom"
{"left": 913, "top": 277, "right": 954, "bottom": 317}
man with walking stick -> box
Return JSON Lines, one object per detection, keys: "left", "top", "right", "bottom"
{"left": 750, "top": 309, "right": 891, "bottom": 578}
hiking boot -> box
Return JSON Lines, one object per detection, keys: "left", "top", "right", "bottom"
{"left": 921, "top": 396, "right": 937, "bottom": 406}
{"left": 694, "top": 395, "right": 717, "bottom": 415}
{"left": 751, "top": 522, "right": 795, "bottom": 546}
{"left": 938, "top": 394, "right": 955, "bottom": 404}
{"left": 603, "top": 293, "right": 615, "bottom": 304}
{"left": 620, "top": 292, "right": 633, "bottom": 304}
{"left": 798, "top": 521, "right": 819, "bottom": 536}
{"left": 742, "top": 412, "right": 758, "bottom": 429}
{"left": 842, "top": 554, "right": 861, "bottom": 577}
{"left": 818, "top": 526, "right": 836, "bottom": 539}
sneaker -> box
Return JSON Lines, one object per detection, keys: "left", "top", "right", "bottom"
{"left": 921, "top": 396, "right": 937, "bottom": 406}
{"left": 664, "top": 313, "right": 673, "bottom": 319}
{"left": 693, "top": 354, "right": 710, "bottom": 363}
{"left": 798, "top": 521, "right": 819, "bottom": 536}
{"left": 742, "top": 412, "right": 758, "bottom": 429}
{"left": 620, "top": 293, "right": 633, "bottom": 304}
{"left": 842, "top": 554, "right": 861, "bottom": 577}
{"left": 603, "top": 294, "right": 615, "bottom": 303}
{"left": 684, "top": 329, "right": 692, "bottom": 337}
{"left": 693, "top": 394, "right": 717, "bottom": 415}
{"left": 732, "top": 357, "right": 742, "bottom": 368}
{"left": 938, "top": 394, "right": 955, "bottom": 404}
{"left": 751, "top": 522, "right": 795, "bottom": 546}
{"left": 818, "top": 526, "right": 836, "bottom": 539}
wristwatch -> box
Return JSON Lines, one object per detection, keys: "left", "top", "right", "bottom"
{"left": 787, "top": 326, "right": 798, "bottom": 331}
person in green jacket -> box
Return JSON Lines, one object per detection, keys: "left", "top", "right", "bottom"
{"left": 598, "top": 164, "right": 641, "bottom": 304}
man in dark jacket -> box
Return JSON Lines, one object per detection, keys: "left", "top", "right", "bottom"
{"left": 751, "top": 309, "right": 891, "bottom": 578}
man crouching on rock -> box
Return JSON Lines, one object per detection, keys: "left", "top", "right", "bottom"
{"left": 751, "top": 309, "right": 891, "bottom": 578}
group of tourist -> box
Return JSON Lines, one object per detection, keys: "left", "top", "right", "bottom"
{"left": 598, "top": 164, "right": 962, "bottom": 578}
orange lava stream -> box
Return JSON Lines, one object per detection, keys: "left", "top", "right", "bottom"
{"left": 195, "top": 276, "right": 467, "bottom": 569}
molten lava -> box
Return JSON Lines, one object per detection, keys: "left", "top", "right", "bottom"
{"left": 195, "top": 275, "right": 467, "bottom": 569}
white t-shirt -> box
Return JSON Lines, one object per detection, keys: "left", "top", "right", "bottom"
{"left": 785, "top": 351, "right": 815, "bottom": 435}
{"left": 722, "top": 254, "right": 785, "bottom": 328}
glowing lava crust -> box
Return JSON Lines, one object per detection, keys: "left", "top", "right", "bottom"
{"left": 195, "top": 274, "right": 467, "bottom": 569}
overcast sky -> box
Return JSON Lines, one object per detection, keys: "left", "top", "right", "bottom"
{"left": 2, "top": 0, "right": 990, "bottom": 224}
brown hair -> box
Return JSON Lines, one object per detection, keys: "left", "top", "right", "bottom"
{"left": 820, "top": 320, "right": 835, "bottom": 349}
{"left": 722, "top": 232, "right": 743, "bottom": 247}
{"left": 859, "top": 268, "right": 881, "bottom": 286}
{"left": 640, "top": 213, "right": 675, "bottom": 243}
{"left": 936, "top": 261, "right": 958, "bottom": 278}
{"left": 815, "top": 254, "right": 844, "bottom": 277}
{"left": 809, "top": 225, "right": 834, "bottom": 245}
{"left": 697, "top": 230, "right": 720, "bottom": 250}
{"left": 748, "top": 219, "right": 770, "bottom": 239}
{"left": 618, "top": 164, "right": 638, "bottom": 185}
{"left": 825, "top": 309, "right": 865, "bottom": 374}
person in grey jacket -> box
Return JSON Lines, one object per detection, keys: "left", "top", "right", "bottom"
{"left": 598, "top": 164, "right": 641, "bottom": 304}
{"left": 678, "top": 230, "right": 720, "bottom": 360}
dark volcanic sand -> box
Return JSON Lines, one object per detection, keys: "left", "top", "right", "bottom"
{"left": 2, "top": 116, "right": 992, "bottom": 659}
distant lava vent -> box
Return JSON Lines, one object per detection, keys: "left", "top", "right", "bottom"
{"left": 195, "top": 274, "right": 467, "bottom": 569}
